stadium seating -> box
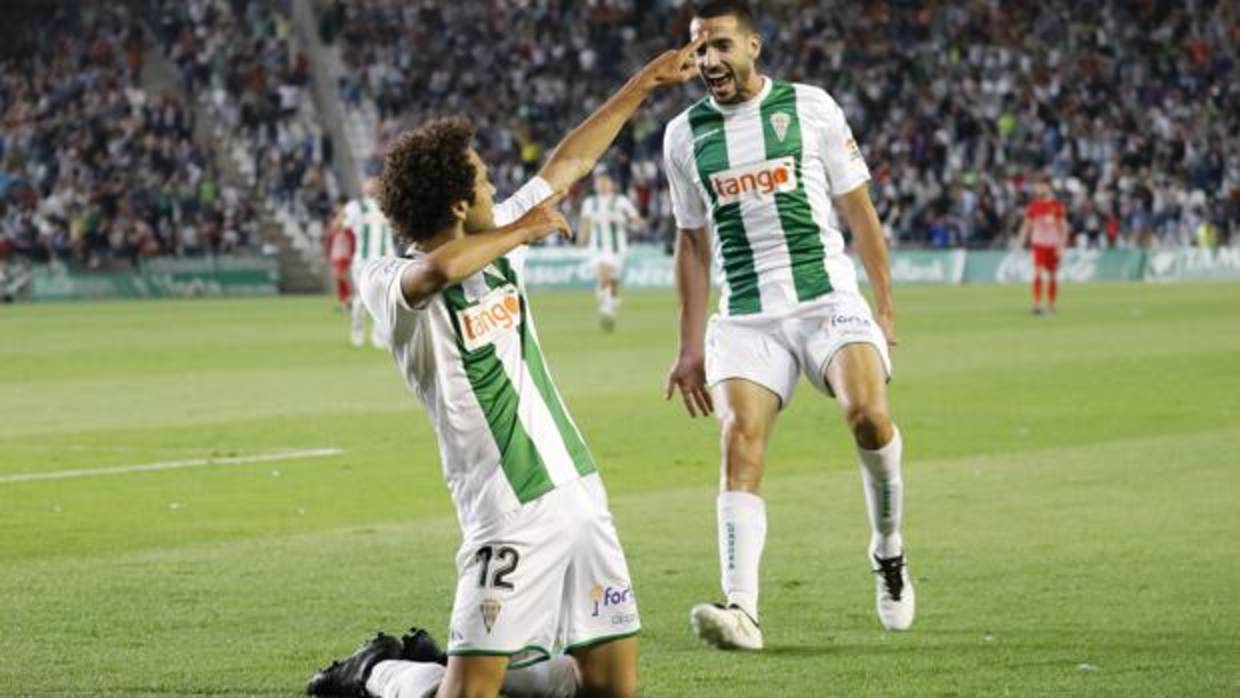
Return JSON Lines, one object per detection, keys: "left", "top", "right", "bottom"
{"left": 324, "top": 0, "right": 1235, "bottom": 248}
{"left": 0, "top": 3, "right": 261, "bottom": 270}
{"left": 3, "top": 0, "right": 1234, "bottom": 280}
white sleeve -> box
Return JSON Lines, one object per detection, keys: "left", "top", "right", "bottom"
{"left": 357, "top": 255, "right": 423, "bottom": 343}
{"left": 493, "top": 176, "right": 555, "bottom": 226}
{"left": 663, "top": 122, "right": 708, "bottom": 230}
{"left": 815, "top": 90, "right": 871, "bottom": 196}
{"left": 493, "top": 176, "right": 555, "bottom": 275}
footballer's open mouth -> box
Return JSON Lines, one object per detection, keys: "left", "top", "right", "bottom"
{"left": 704, "top": 71, "right": 734, "bottom": 95}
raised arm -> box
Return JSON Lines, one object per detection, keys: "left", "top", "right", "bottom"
{"left": 398, "top": 195, "right": 569, "bottom": 307}
{"left": 538, "top": 35, "right": 706, "bottom": 192}
{"left": 836, "top": 184, "right": 897, "bottom": 347}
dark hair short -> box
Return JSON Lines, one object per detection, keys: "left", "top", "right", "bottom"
{"left": 694, "top": 0, "right": 755, "bottom": 32}
{"left": 379, "top": 116, "right": 477, "bottom": 245}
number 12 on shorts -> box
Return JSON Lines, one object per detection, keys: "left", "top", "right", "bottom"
{"left": 475, "top": 545, "right": 519, "bottom": 590}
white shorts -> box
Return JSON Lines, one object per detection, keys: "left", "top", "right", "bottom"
{"left": 590, "top": 253, "right": 623, "bottom": 276}
{"left": 704, "top": 290, "right": 892, "bottom": 409}
{"left": 447, "top": 474, "right": 639, "bottom": 668}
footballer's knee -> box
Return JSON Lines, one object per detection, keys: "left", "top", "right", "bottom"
{"left": 844, "top": 403, "right": 893, "bottom": 450}
{"left": 720, "top": 412, "right": 768, "bottom": 491}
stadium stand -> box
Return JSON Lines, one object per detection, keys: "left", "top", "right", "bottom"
{"left": 2, "top": 0, "right": 1235, "bottom": 292}
{"left": 325, "top": 0, "right": 1236, "bottom": 249}
{"left": 152, "top": 0, "right": 337, "bottom": 263}
{"left": 0, "top": 3, "right": 260, "bottom": 270}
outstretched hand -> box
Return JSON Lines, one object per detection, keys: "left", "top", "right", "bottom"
{"left": 516, "top": 190, "right": 573, "bottom": 244}
{"left": 637, "top": 32, "right": 708, "bottom": 89}
{"left": 665, "top": 351, "right": 714, "bottom": 418}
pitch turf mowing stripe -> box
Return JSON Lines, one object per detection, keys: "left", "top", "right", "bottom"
{"left": 762, "top": 81, "right": 832, "bottom": 301}
{"left": 689, "top": 100, "right": 761, "bottom": 315}
{"left": 442, "top": 285, "right": 555, "bottom": 503}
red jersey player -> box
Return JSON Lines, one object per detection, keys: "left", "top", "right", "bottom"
{"left": 1017, "top": 177, "right": 1070, "bottom": 314}
{"left": 323, "top": 201, "right": 356, "bottom": 312}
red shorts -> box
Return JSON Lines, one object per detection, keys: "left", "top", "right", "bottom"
{"left": 331, "top": 259, "right": 352, "bottom": 277}
{"left": 1032, "top": 245, "right": 1060, "bottom": 272}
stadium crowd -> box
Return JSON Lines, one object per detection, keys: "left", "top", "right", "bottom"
{"left": 154, "top": 0, "right": 339, "bottom": 230}
{"left": 0, "top": 3, "right": 260, "bottom": 270}
{"left": 325, "top": 0, "right": 1236, "bottom": 248}
{"left": 3, "top": 0, "right": 1235, "bottom": 280}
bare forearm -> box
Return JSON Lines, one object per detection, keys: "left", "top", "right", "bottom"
{"left": 539, "top": 78, "right": 653, "bottom": 192}
{"left": 428, "top": 226, "right": 535, "bottom": 282}
{"left": 839, "top": 188, "right": 894, "bottom": 312}
{"left": 400, "top": 224, "right": 534, "bottom": 303}
{"left": 857, "top": 227, "right": 894, "bottom": 310}
{"left": 674, "top": 229, "right": 711, "bottom": 353}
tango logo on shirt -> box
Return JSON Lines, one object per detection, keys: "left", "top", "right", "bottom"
{"left": 457, "top": 285, "right": 522, "bottom": 352}
{"left": 709, "top": 156, "right": 797, "bottom": 206}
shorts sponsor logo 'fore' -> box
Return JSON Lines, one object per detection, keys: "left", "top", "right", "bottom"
{"left": 590, "top": 583, "right": 635, "bottom": 620}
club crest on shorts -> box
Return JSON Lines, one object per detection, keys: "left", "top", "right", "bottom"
{"left": 770, "top": 112, "right": 791, "bottom": 143}
{"left": 480, "top": 597, "right": 502, "bottom": 633}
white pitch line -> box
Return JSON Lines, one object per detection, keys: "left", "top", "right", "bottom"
{"left": 0, "top": 448, "right": 344, "bottom": 484}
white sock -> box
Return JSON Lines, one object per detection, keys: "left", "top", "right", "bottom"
{"left": 366, "top": 659, "right": 444, "bottom": 698}
{"left": 717, "top": 490, "right": 766, "bottom": 620}
{"left": 857, "top": 427, "right": 904, "bottom": 560}
{"left": 351, "top": 297, "right": 367, "bottom": 336}
{"left": 599, "top": 286, "right": 615, "bottom": 316}
{"left": 499, "top": 655, "right": 579, "bottom": 698}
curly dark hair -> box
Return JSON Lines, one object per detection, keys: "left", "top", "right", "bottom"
{"left": 378, "top": 116, "right": 477, "bottom": 246}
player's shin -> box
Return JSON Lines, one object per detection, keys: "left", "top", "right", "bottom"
{"left": 857, "top": 427, "right": 904, "bottom": 559}
{"left": 717, "top": 491, "right": 767, "bottom": 620}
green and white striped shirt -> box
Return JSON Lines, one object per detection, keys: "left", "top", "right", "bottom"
{"left": 345, "top": 196, "right": 392, "bottom": 264}
{"left": 663, "top": 78, "right": 870, "bottom": 316}
{"left": 581, "top": 193, "right": 639, "bottom": 257}
{"left": 358, "top": 178, "right": 597, "bottom": 533}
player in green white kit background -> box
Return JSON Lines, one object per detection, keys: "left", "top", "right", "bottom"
{"left": 662, "top": 1, "right": 914, "bottom": 651}
{"left": 343, "top": 177, "right": 394, "bottom": 347}
{"left": 306, "top": 35, "right": 707, "bottom": 698}
{"left": 578, "top": 169, "right": 642, "bottom": 331}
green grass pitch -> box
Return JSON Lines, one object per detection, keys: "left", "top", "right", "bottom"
{"left": 2, "top": 282, "right": 1238, "bottom": 696}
